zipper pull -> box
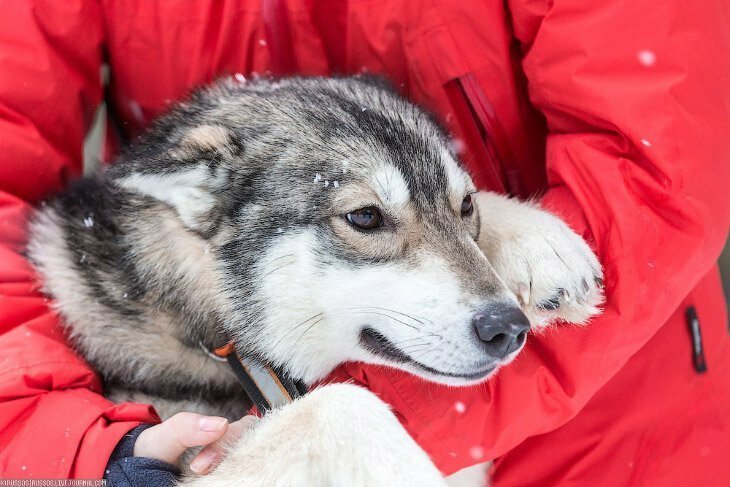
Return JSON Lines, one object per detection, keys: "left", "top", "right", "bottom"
{"left": 686, "top": 306, "right": 707, "bottom": 374}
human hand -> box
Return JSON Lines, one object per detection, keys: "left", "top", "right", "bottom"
{"left": 134, "top": 413, "right": 258, "bottom": 474}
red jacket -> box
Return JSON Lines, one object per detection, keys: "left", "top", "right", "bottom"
{"left": 1, "top": 1, "right": 729, "bottom": 484}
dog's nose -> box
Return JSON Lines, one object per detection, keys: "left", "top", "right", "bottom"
{"left": 473, "top": 305, "right": 530, "bottom": 358}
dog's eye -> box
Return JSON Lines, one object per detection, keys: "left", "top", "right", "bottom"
{"left": 346, "top": 207, "right": 383, "bottom": 230}
{"left": 461, "top": 194, "right": 474, "bottom": 217}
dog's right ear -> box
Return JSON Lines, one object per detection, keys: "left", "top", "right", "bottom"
{"left": 113, "top": 124, "right": 240, "bottom": 234}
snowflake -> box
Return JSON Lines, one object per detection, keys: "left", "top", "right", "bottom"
{"left": 448, "top": 138, "right": 466, "bottom": 154}
{"left": 637, "top": 50, "right": 656, "bottom": 67}
{"left": 469, "top": 446, "right": 485, "bottom": 460}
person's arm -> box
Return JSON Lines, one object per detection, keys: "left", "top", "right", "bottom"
{"left": 0, "top": 0, "right": 162, "bottom": 478}
{"left": 335, "top": 0, "right": 730, "bottom": 474}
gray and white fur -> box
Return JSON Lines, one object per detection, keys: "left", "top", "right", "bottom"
{"left": 28, "top": 76, "right": 603, "bottom": 486}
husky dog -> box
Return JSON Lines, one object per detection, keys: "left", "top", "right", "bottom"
{"left": 28, "top": 76, "right": 603, "bottom": 486}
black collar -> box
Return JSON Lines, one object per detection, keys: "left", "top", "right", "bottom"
{"left": 213, "top": 342, "right": 307, "bottom": 413}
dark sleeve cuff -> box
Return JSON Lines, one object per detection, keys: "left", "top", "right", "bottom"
{"left": 104, "top": 424, "right": 180, "bottom": 487}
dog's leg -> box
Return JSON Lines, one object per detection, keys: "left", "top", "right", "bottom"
{"left": 178, "top": 383, "right": 447, "bottom": 487}
{"left": 474, "top": 191, "right": 604, "bottom": 328}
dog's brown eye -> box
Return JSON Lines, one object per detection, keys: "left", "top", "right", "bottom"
{"left": 461, "top": 194, "right": 474, "bottom": 217}
{"left": 346, "top": 207, "right": 383, "bottom": 230}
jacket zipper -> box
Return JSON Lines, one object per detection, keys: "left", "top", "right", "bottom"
{"left": 445, "top": 73, "right": 522, "bottom": 196}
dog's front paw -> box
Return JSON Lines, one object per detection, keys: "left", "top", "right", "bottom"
{"left": 475, "top": 192, "right": 604, "bottom": 328}
{"left": 180, "top": 384, "right": 446, "bottom": 487}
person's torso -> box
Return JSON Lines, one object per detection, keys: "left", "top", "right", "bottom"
{"left": 98, "top": 2, "right": 730, "bottom": 485}
{"left": 101, "top": 0, "right": 547, "bottom": 198}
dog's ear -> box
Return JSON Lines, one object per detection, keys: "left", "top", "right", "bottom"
{"left": 114, "top": 124, "right": 240, "bottom": 234}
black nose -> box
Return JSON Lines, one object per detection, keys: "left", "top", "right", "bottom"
{"left": 473, "top": 305, "right": 530, "bottom": 358}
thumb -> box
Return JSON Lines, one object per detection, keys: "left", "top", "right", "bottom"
{"left": 134, "top": 413, "right": 229, "bottom": 465}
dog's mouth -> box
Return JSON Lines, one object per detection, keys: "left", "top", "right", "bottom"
{"left": 359, "top": 327, "right": 495, "bottom": 381}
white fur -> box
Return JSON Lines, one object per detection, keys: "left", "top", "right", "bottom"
{"left": 251, "top": 230, "right": 517, "bottom": 386}
{"left": 118, "top": 167, "right": 224, "bottom": 230}
{"left": 441, "top": 148, "right": 472, "bottom": 200}
{"left": 474, "top": 192, "right": 604, "bottom": 328}
{"left": 370, "top": 164, "right": 411, "bottom": 209}
{"left": 179, "top": 384, "right": 446, "bottom": 487}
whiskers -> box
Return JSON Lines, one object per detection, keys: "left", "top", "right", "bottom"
{"left": 346, "top": 306, "right": 433, "bottom": 329}
{"left": 269, "top": 305, "right": 444, "bottom": 371}
{"left": 259, "top": 254, "right": 297, "bottom": 279}
{"left": 272, "top": 312, "right": 324, "bottom": 350}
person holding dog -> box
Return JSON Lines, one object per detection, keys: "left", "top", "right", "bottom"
{"left": 1, "top": 1, "right": 729, "bottom": 485}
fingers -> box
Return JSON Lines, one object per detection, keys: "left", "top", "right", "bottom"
{"left": 189, "top": 415, "right": 259, "bottom": 474}
{"left": 133, "top": 413, "right": 230, "bottom": 465}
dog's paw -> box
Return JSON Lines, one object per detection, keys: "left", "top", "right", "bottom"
{"left": 181, "top": 384, "right": 446, "bottom": 487}
{"left": 474, "top": 192, "right": 604, "bottom": 328}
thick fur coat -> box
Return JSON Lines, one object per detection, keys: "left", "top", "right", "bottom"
{"left": 28, "top": 76, "right": 602, "bottom": 485}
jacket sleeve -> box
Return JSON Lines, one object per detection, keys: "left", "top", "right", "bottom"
{"left": 335, "top": 0, "right": 730, "bottom": 474}
{"left": 0, "top": 1, "right": 159, "bottom": 479}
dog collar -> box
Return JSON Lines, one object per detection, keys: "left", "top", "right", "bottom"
{"left": 213, "top": 342, "right": 307, "bottom": 414}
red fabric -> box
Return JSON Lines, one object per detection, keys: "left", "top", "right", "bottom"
{"left": 1, "top": 0, "right": 729, "bottom": 484}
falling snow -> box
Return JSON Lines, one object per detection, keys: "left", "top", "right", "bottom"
{"left": 83, "top": 216, "right": 94, "bottom": 228}
{"left": 641, "top": 139, "right": 652, "bottom": 147}
{"left": 79, "top": 254, "right": 87, "bottom": 264}
{"left": 469, "top": 446, "right": 485, "bottom": 460}
{"left": 128, "top": 100, "right": 145, "bottom": 124}
{"left": 448, "top": 138, "right": 466, "bottom": 154}
{"left": 637, "top": 49, "right": 656, "bottom": 67}
{"left": 361, "top": 107, "right": 368, "bottom": 112}
{"left": 258, "top": 39, "right": 267, "bottom": 47}
{"left": 454, "top": 401, "right": 466, "bottom": 413}
{"left": 234, "top": 73, "right": 247, "bottom": 84}
{"left": 123, "top": 292, "right": 128, "bottom": 299}
{"left": 21, "top": 466, "right": 26, "bottom": 471}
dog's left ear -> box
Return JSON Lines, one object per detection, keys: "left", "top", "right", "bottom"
{"left": 113, "top": 124, "right": 240, "bottom": 234}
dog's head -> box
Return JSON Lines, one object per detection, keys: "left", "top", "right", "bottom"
{"left": 111, "top": 76, "right": 529, "bottom": 386}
